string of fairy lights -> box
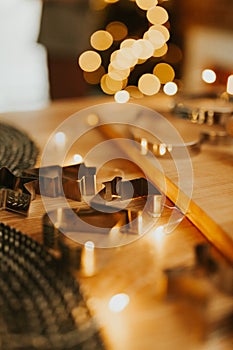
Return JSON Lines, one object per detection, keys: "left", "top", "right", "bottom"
{"left": 78, "top": 0, "right": 178, "bottom": 102}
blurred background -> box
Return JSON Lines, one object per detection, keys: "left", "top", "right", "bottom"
{"left": 39, "top": 0, "right": 233, "bottom": 98}
{"left": 1, "top": 0, "right": 233, "bottom": 110}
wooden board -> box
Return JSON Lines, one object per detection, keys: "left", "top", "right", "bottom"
{"left": 0, "top": 95, "right": 233, "bottom": 350}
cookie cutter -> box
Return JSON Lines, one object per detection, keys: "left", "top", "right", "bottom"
{"left": 91, "top": 176, "right": 163, "bottom": 217}
{"left": 133, "top": 128, "right": 233, "bottom": 158}
{"left": 0, "top": 167, "right": 36, "bottom": 215}
{"left": 133, "top": 135, "right": 201, "bottom": 157}
{"left": 42, "top": 177, "right": 162, "bottom": 270}
{"left": 23, "top": 163, "right": 97, "bottom": 201}
{"left": 173, "top": 97, "right": 233, "bottom": 126}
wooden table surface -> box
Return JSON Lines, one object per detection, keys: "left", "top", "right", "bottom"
{"left": 0, "top": 94, "right": 232, "bottom": 350}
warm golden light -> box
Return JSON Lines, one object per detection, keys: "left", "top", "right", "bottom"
{"left": 108, "top": 293, "right": 130, "bottom": 313}
{"left": 78, "top": 0, "right": 173, "bottom": 97}
{"left": 144, "top": 29, "right": 165, "bottom": 49}
{"left": 87, "top": 113, "right": 99, "bottom": 126}
{"left": 78, "top": 50, "right": 102, "bottom": 72}
{"left": 201, "top": 69, "right": 216, "bottom": 84}
{"left": 100, "top": 74, "right": 116, "bottom": 95}
{"left": 153, "top": 43, "right": 168, "bottom": 57}
{"left": 112, "top": 48, "right": 138, "bottom": 69}
{"left": 54, "top": 207, "right": 63, "bottom": 229}
{"left": 151, "top": 225, "right": 165, "bottom": 251}
{"left": 132, "top": 39, "right": 154, "bottom": 60}
{"left": 106, "top": 21, "right": 128, "bottom": 41}
{"left": 90, "top": 30, "right": 113, "bottom": 51}
{"left": 120, "top": 38, "right": 136, "bottom": 49}
{"left": 125, "top": 85, "right": 144, "bottom": 98}
{"left": 163, "top": 81, "right": 178, "bottom": 95}
{"left": 147, "top": 6, "right": 169, "bottom": 25}
{"left": 153, "top": 63, "right": 175, "bottom": 84}
{"left": 149, "top": 24, "right": 170, "bottom": 42}
{"left": 227, "top": 75, "right": 233, "bottom": 95}
{"left": 135, "top": 0, "right": 158, "bottom": 10}
{"left": 82, "top": 241, "right": 95, "bottom": 277}
{"left": 105, "top": 74, "right": 124, "bottom": 91}
{"left": 138, "top": 73, "right": 161, "bottom": 95}
{"left": 89, "top": 0, "right": 107, "bottom": 10}
{"left": 159, "top": 143, "right": 166, "bottom": 156}
{"left": 140, "top": 138, "right": 148, "bottom": 155}
{"left": 83, "top": 65, "right": 105, "bottom": 85}
{"left": 108, "top": 64, "right": 130, "bottom": 81}
{"left": 104, "top": 0, "right": 120, "bottom": 3}
{"left": 114, "top": 90, "right": 130, "bottom": 103}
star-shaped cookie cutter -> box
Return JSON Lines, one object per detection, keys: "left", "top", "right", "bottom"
{"left": 23, "top": 163, "right": 97, "bottom": 201}
{"left": 0, "top": 167, "right": 36, "bottom": 215}
{"left": 0, "top": 163, "right": 96, "bottom": 216}
{"left": 91, "top": 176, "right": 162, "bottom": 217}
{"left": 42, "top": 176, "right": 163, "bottom": 265}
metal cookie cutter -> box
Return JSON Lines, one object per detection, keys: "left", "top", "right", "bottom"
{"left": 0, "top": 167, "right": 36, "bottom": 215}
{"left": 23, "top": 163, "right": 96, "bottom": 201}
{"left": 42, "top": 207, "right": 131, "bottom": 273}
{"left": 173, "top": 96, "right": 233, "bottom": 126}
{"left": 42, "top": 177, "right": 163, "bottom": 272}
{"left": 91, "top": 176, "right": 163, "bottom": 217}
{"left": 133, "top": 135, "right": 201, "bottom": 158}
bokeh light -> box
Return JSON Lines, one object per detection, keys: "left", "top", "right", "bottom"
{"left": 108, "top": 293, "right": 130, "bottom": 313}
{"left": 153, "top": 43, "right": 168, "bottom": 57}
{"left": 106, "top": 21, "right": 128, "bottom": 41}
{"left": 90, "top": 30, "right": 113, "bottom": 51}
{"left": 132, "top": 39, "right": 154, "bottom": 60}
{"left": 163, "top": 81, "right": 178, "bottom": 95}
{"left": 78, "top": 0, "right": 177, "bottom": 98}
{"left": 100, "top": 74, "right": 117, "bottom": 95}
{"left": 73, "top": 154, "right": 83, "bottom": 163}
{"left": 120, "top": 38, "right": 136, "bottom": 49}
{"left": 125, "top": 85, "right": 144, "bottom": 98}
{"left": 105, "top": 74, "right": 124, "bottom": 91}
{"left": 227, "top": 75, "right": 233, "bottom": 95}
{"left": 108, "top": 64, "right": 130, "bottom": 81}
{"left": 201, "top": 69, "right": 217, "bottom": 84}
{"left": 148, "top": 24, "right": 170, "bottom": 42}
{"left": 84, "top": 240, "right": 95, "bottom": 250}
{"left": 138, "top": 73, "right": 161, "bottom": 95}
{"left": 135, "top": 0, "right": 158, "bottom": 10}
{"left": 87, "top": 113, "right": 99, "bottom": 126}
{"left": 83, "top": 65, "right": 105, "bottom": 84}
{"left": 78, "top": 50, "right": 102, "bottom": 72}
{"left": 144, "top": 29, "right": 166, "bottom": 49}
{"left": 153, "top": 63, "right": 175, "bottom": 84}
{"left": 147, "top": 6, "right": 169, "bottom": 25}
{"left": 112, "top": 48, "right": 138, "bottom": 69}
{"left": 114, "top": 90, "right": 130, "bottom": 103}
{"left": 104, "top": 0, "right": 120, "bottom": 3}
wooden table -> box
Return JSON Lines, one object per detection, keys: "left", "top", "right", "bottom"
{"left": 0, "top": 95, "right": 232, "bottom": 350}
